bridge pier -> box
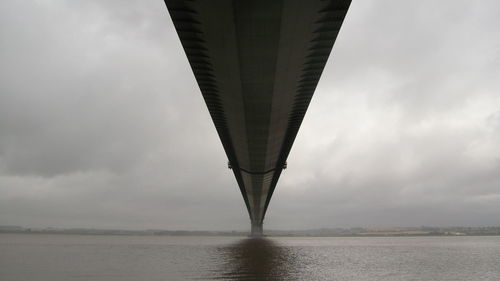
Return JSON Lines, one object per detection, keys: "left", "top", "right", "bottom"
{"left": 251, "top": 221, "right": 263, "bottom": 237}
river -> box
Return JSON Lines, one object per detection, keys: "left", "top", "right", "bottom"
{"left": 1, "top": 234, "right": 499, "bottom": 280}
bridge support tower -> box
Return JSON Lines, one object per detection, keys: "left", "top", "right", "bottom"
{"left": 251, "top": 221, "right": 263, "bottom": 237}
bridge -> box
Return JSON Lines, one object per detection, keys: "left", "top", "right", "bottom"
{"left": 164, "top": 0, "right": 351, "bottom": 236}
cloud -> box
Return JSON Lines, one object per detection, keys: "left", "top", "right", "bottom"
{"left": 0, "top": 0, "right": 499, "bottom": 230}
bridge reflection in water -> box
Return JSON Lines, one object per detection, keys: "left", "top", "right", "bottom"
{"left": 209, "top": 238, "right": 299, "bottom": 281}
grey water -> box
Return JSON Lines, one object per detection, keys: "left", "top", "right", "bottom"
{"left": 1, "top": 234, "right": 499, "bottom": 281}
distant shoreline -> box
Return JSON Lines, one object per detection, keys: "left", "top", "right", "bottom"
{"left": 2, "top": 226, "right": 500, "bottom": 237}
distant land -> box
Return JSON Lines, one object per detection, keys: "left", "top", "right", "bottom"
{"left": 1, "top": 225, "right": 500, "bottom": 237}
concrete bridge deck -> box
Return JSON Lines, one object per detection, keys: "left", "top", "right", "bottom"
{"left": 164, "top": 0, "right": 351, "bottom": 236}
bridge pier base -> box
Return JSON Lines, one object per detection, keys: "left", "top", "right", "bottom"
{"left": 251, "top": 221, "right": 263, "bottom": 237}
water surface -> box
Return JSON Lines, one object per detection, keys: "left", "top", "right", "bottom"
{"left": 1, "top": 234, "right": 499, "bottom": 280}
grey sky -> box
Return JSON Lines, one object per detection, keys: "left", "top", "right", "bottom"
{"left": 0, "top": 0, "right": 499, "bottom": 231}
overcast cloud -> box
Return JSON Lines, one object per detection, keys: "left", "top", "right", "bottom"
{"left": 1, "top": 0, "right": 499, "bottom": 231}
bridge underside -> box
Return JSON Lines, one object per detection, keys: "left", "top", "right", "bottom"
{"left": 165, "top": 0, "right": 350, "bottom": 235}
